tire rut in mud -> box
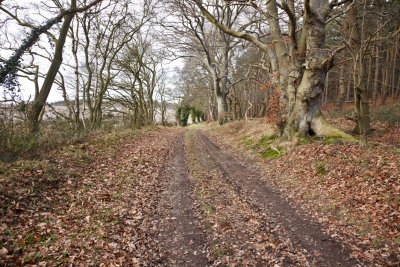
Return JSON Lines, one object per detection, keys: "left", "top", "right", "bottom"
{"left": 195, "top": 129, "right": 360, "bottom": 267}
{"left": 156, "top": 131, "right": 209, "bottom": 266}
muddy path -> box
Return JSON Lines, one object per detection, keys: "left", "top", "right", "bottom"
{"left": 193, "top": 129, "right": 361, "bottom": 266}
{"left": 156, "top": 131, "right": 209, "bottom": 266}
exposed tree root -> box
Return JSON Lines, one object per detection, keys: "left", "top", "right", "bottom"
{"left": 310, "top": 116, "right": 358, "bottom": 141}
{"left": 276, "top": 115, "right": 358, "bottom": 147}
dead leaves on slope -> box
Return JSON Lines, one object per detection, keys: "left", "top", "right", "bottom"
{"left": 0, "top": 128, "right": 182, "bottom": 266}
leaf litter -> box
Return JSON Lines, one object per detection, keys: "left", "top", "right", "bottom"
{"left": 0, "top": 128, "right": 182, "bottom": 265}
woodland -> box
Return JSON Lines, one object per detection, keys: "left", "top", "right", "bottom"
{"left": 0, "top": 0, "right": 400, "bottom": 266}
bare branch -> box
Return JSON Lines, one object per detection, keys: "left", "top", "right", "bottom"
{"left": 0, "top": 0, "right": 104, "bottom": 85}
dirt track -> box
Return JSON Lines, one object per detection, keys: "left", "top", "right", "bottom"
{"left": 156, "top": 131, "right": 209, "bottom": 266}
{"left": 194, "top": 129, "right": 360, "bottom": 266}
{"left": 155, "top": 129, "right": 363, "bottom": 266}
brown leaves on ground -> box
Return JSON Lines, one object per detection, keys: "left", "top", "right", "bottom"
{"left": 0, "top": 128, "right": 182, "bottom": 266}
{"left": 273, "top": 142, "right": 400, "bottom": 265}
{"left": 1, "top": 118, "right": 399, "bottom": 266}
{"left": 206, "top": 119, "right": 400, "bottom": 266}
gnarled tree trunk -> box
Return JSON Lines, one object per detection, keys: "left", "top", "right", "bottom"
{"left": 194, "top": 0, "right": 355, "bottom": 141}
{"left": 282, "top": 0, "right": 352, "bottom": 140}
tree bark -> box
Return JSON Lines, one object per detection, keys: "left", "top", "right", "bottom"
{"left": 257, "top": 103, "right": 266, "bottom": 117}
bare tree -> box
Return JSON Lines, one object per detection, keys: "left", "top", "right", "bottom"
{"left": 344, "top": 0, "right": 371, "bottom": 148}
{"left": 79, "top": 0, "right": 152, "bottom": 129}
{"left": 163, "top": 0, "right": 248, "bottom": 122}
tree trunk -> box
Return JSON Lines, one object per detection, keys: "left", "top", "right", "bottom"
{"left": 257, "top": 103, "right": 266, "bottom": 117}
{"left": 227, "top": 96, "right": 232, "bottom": 114}
{"left": 345, "top": 0, "right": 371, "bottom": 135}
{"left": 346, "top": 71, "right": 352, "bottom": 102}
{"left": 353, "top": 62, "right": 371, "bottom": 135}
{"left": 161, "top": 101, "right": 166, "bottom": 126}
{"left": 381, "top": 50, "right": 390, "bottom": 105}
{"left": 216, "top": 92, "right": 228, "bottom": 124}
{"left": 216, "top": 36, "right": 230, "bottom": 121}
{"left": 208, "top": 95, "right": 216, "bottom": 121}
{"left": 245, "top": 100, "right": 252, "bottom": 121}
{"left": 27, "top": 0, "right": 77, "bottom": 133}
{"left": 91, "top": 98, "right": 103, "bottom": 129}
{"left": 322, "top": 71, "right": 329, "bottom": 109}
{"left": 395, "top": 71, "right": 400, "bottom": 98}
{"left": 266, "top": 0, "right": 290, "bottom": 111}
{"left": 216, "top": 93, "right": 228, "bottom": 116}
{"left": 231, "top": 92, "right": 240, "bottom": 120}
{"left": 373, "top": 45, "right": 380, "bottom": 106}
{"left": 71, "top": 21, "right": 81, "bottom": 127}
{"left": 367, "top": 55, "right": 372, "bottom": 98}
{"left": 337, "top": 64, "right": 346, "bottom": 109}
{"left": 232, "top": 95, "right": 238, "bottom": 120}
{"left": 391, "top": 37, "right": 398, "bottom": 98}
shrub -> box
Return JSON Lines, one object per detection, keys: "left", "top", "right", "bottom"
{"left": 0, "top": 116, "right": 88, "bottom": 162}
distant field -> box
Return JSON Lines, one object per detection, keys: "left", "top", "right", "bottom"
{"left": 44, "top": 104, "right": 178, "bottom": 125}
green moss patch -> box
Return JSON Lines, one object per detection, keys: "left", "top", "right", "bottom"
{"left": 260, "top": 147, "right": 284, "bottom": 159}
{"left": 323, "top": 136, "right": 346, "bottom": 144}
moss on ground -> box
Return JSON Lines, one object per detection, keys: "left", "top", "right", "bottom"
{"left": 323, "top": 136, "right": 346, "bottom": 144}
{"left": 260, "top": 147, "right": 284, "bottom": 159}
{"left": 238, "top": 134, "right": 283, "bottom": 158}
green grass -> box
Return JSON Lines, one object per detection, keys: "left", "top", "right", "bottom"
{"left": 239, "top": 136, "right": 254, "bottom": 147}
{"left": 254, "top": 135, "right": 277, "bottom": 149}
{"left": 239, "top": 134, "right": 283, "bottom": 158}
{"left": 260, "top": 147, "right": 284, "bottom": 159}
